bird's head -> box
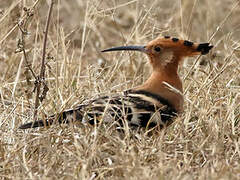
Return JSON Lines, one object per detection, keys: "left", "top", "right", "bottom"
{"left": 102, "top": 36, "right": 213, "bottom": 72}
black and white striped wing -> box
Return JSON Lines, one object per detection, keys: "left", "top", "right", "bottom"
{"left": 81, "top": 90, "right": 177, "bottom": 129}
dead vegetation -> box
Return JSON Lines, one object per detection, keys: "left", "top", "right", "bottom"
{"left": 0, "top": 0, "right": 239, "bottom": 179}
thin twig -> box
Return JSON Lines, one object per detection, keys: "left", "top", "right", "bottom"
{"left": 16, "top": 7, "right": 37, "bottom": 103}
{"left": 34, "top": 0, "right": 54, "bottom": 119}
{"left": 17, "top": 23, "right": 37, "bottom": 80}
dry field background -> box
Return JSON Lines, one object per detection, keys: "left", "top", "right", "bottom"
{"left": 0, "top": 0, "right": 240, "bottom": 179}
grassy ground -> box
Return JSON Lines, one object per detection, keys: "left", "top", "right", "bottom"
{"left": 0, "top": 0, "right": 240, "bottom": 179}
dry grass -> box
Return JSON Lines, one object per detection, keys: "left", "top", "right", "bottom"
{"left": 0, "top": 0, "right": 240, "bottom": 179}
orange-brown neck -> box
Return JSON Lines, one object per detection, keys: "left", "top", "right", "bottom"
{"left": 135, "top": 60, "right": 184, "bottom": 112}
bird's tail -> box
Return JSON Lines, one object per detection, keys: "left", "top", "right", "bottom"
{"left": 18, "top": 118, "right": 54, "bottom": 129}
{"left": 19, "top": 107, "right": 84, "bottom": 129}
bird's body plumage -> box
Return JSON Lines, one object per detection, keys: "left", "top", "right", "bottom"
{"left": 19, "top": 36, "right": 213, "bottom": 130}
{"left": 19, "top": 89, "right": 177, "bottom": 129}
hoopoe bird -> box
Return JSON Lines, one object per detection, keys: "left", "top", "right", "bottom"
{"left": 19, "top": 36, "right": 213, "bottom": 130}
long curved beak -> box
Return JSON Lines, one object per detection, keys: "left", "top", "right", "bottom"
{"left": 101, "top": 45, "right": 147, "bottom": 53}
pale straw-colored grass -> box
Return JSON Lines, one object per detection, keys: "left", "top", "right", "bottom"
{"left": 0, "top": 0, "right": 239, "bottom": 179}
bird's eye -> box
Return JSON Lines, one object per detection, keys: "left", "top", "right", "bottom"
{"left": 154, "top": 46, "right": 161, "bottom": 52}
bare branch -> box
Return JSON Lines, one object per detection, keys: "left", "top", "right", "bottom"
{"left": 34, "top": 0, "right": 54, "bottom": 119}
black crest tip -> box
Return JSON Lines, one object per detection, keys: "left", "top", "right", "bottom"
{"left": 197, "top": 43, "right": 214, "bottom": 55}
